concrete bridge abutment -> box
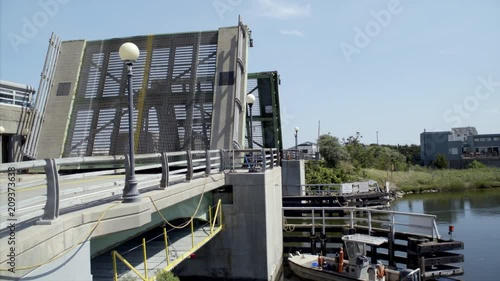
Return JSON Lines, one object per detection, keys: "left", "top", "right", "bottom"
{"left": 281, "top": 160, "right": 305, "bottom": 196}
{"left": 177, "top": 168, "right": 283, "bottom": 281}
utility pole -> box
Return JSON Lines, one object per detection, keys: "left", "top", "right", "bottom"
{"left": 376, "top": 131, "right": 379, "bottom": 145}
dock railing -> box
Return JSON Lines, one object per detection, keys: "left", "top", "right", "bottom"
{"left": 283, "top": 207, "right": 441, "bottom": 240}
{"left": 0, "top": 149, "right": 279, "bottom": 226}
{"left": 400, "top": 268, "right": 421, "bottom": 281}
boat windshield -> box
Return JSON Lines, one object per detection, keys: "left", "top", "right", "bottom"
{"left": 346, "top": 241, "right": 365, "bottom": 258}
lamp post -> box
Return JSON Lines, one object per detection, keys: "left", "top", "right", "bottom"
{"left": 293, "top": 127, "right": 299, "bottom": 154}
{"left": 246, "top": 94, "right": 256, "bottom": 170}
{"left": 119, "top": 42, "right": 141, "bottom": 203}
{"left": 246, "top": 94, "right": 256, "bottom": 149}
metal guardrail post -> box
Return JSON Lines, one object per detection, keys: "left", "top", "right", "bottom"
{"left": 219, "top": 149, "right": 224, "bottom": 172}
{"left": 205, "top": 150, "right": 211, "bottom": 175}
{"left": 142, "top": 238, "right": 148, "bottom": 280}
{"left": 261, "top": 149, "right": 266, "bottom": 172}
{"left": 270, "top": 148, "right": 274, "bottom": 169}
{"left": 191, "top": 219, "right": 195, "bottom": 248}
{"left": 39, "top": 158, "right": 60, "bottom": 223}
{"left": 112, "top": 251, "right": 118, "bottom": 281}
{"left": 368, "top": 211, "right": 372, "bottom": 234}
{"left": 160, "top": 152, "right": 169, "bottom": 189}
{"left": 349, "top": 209, "right": 354, "bottom": 229}
{"left": 209, "top": 205, "right": 213, "bottom": 234}
{"left": 186, "top": 150, "right": 193, "bottom": 181}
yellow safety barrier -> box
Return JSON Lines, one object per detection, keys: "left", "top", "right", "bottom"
{"left": 112, "top": 199, "right": 223, "bottom": 280}
{"left": 112, "top": 251, "right": 150, "bottom": 281}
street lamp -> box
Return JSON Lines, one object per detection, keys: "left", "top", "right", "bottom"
{"left": 294, "top": 127, "right": 299, "bottom": 152}
{"left": 246, "top": 94, "right": 256, "bottom": 149}
{"left": 246, "top": 94, "right": 256, "bottom": 170}
{"left": 119, "top": 42, "right": 141, "bottom": 203}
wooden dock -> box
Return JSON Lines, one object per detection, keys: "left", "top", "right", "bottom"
{"left": 282, "top": 206, "right": 464, "bottom": 280}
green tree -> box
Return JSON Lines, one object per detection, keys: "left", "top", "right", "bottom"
{"left": 434, "top": 153, "right": 448, "bottom": 169}
{"left": 382, "top": 144, "right": 421, "bottom": 165}
{"left": 318, "top": 134, "right": 350, "bottom": 167}
{"left": 305, "top": 160, "right": 361, "bottom": 184}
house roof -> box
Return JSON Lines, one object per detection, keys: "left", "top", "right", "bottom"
{"left": 298, "top": 141, "right": 316, "bottom": 146}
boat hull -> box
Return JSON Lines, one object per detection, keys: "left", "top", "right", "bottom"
{"left": 288, "top": 255, "right": 361, "bottom": 281}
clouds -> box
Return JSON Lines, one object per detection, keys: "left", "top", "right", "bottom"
{"left": 279, "top": 29, "right": 304, "bottom": 37}
{"left": 257, "top": 0, "right": 311, "bottom": 20}
{"left": 256, "top": 0, "right": 310, "bottom": 37}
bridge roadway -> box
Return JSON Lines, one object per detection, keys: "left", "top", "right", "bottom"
{"left": 0, "top": 148, "right": 280, "bottom": 280}
{"left": 0, "top": 173, "right": 164, "bottom": 232}
{"left": 0, "top": 171, "right": 226, "bottom": 279}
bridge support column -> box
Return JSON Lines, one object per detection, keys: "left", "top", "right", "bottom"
{"left": 281, "top": 160, "right": 305, "bottom": 196}
{"left": 178, "top": 168, "right": 283, "bottom": 281}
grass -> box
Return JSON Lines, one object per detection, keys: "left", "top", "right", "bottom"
{"left": 363, "top": 167, "right": 500, "bottom": 193}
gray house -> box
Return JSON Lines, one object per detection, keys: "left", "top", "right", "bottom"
{"left": 420, "top": 127, "right": 500, "bottom": 168}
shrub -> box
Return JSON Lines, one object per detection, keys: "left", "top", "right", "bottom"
{"left": 122, "top": 275, "right": 138, "bottom": 281}
{"left": 467, "top": 160, "right": 487, "bottom": 169}
{"left": 434, "top": 153, "right": 448, "bottom": 169}
{"left": 156, "top": 270, "right": 180, "bottom": 281}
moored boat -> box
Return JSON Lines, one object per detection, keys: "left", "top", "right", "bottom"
{"left": 288, "top": 234, "right": 421, "bottom": 281}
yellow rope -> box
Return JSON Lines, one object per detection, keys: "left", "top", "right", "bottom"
{"left": 0, "top": 201, "right": 122, "bottom": 271}
{"left": 146, "top": 175, "right": 211, "bottom": 229}
{"left": 283, "top": 218, "right": 296, "bottom": 232}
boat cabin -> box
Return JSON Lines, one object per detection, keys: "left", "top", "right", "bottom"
{"left": 341, "top": 234, "right": 388, "bottom": 280}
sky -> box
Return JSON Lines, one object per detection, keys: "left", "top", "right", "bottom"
{"left": 1, "top": 0, "right": 499, "bottom": 148}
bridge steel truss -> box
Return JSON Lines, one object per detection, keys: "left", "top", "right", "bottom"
{"left": 246, "top": 71, "right": 283, "bottom": 150}
{"left": 63, "top": 32, "right": 219, "bottom": 158}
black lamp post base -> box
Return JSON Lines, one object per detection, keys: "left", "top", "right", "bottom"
{"left": 122, "top": 178, "right": 141, "bottom": 203}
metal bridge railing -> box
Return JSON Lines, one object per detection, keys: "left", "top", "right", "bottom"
{"left": 301, "top": 181, "right": 383, "bottom": 196}
{"left": 0, "top": 149, "right": 278, "bottom": 225}
{"left": 283, "top": 206, "right": 441, "bottom": 240}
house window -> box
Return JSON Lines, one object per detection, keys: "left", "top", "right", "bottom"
{"left": 494, "top": 137, "right": 500, "bottom": 141}
{"left": 450, "top": 147, "right": 458, "bottom": 155}
{"left": 474, "top": 137, "right": 480, "bottom": 142}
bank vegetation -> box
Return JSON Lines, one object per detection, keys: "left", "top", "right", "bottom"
{"left": 305, "top": 133, "right": 500, "bottom": 192}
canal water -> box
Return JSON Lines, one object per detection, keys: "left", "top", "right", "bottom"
{"left": 279, "top": 189, "right": 500, "bottom": 281}
{"left": 171, "top": 189, "right": 500, "bottom": 281}
{"left": 390, "top": 189, "right": 500, "bottom": 281}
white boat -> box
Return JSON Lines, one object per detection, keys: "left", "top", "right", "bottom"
{"left": 288, "top": 234, "right": 421, "bottom": 281}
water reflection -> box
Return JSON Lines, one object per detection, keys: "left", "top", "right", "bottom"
{"left": 393, "top": 189, "right": 500, "bottom": 224}
{"left": 392, "top": 188, "right": 500, "bottom": 280}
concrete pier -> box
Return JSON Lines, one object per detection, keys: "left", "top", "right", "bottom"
{"left": 177, "top": 168, "right": 283, "bottom": 280}
{"left": 281, "top": 160, "right": 305, "bottom": 196}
